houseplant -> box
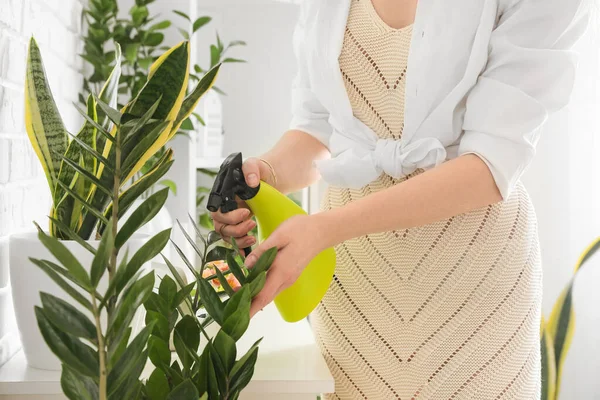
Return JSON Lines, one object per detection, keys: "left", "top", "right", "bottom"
{"left": 10, "top": 37, "right": 220, "bottom": 369}
{"left": 540, "top": 238, "right": 600, "bottom": 399}
{"left": 141, "top": 218, "right": 276, "bottom": 399}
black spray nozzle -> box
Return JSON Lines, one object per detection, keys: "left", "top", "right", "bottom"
{"left": 206, "top": 152, "right": 260, "bottom": 214}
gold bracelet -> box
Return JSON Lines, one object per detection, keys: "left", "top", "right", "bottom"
{"left": 258, "top": 158, "right": 278, "bottom": 187}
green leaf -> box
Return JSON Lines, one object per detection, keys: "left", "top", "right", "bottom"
{"left": 214, "top": 330, "right": 236, "bottom": 372}
{"left": 199, "top": 393, "right": 208, "bottom": 400}
{"left": 173, "top": 282, "right": 195, "bottom": 310}
{"left": 172, "top": 10, "right": 191, "bottom": 21}
{"left": 167, "top": 379, "right": 199, "bottom": 400}
{"left": 90, "top": 219, "right": 113, "bottom": 287}
{"left": 210, "top": 45, "right": 219, "bottom": 68}
{"left": 115, "top": 188, "right": 169, "bottom": 248}
{"left": 247, "top": 247, "right": 277, "bottom": 282}
{"left": 214, "top": 265, "right": 235, "bottom": 297}
{"left": 221, "top": 286, "right": 251, "bottom": 341}
{"left": 149, "top": 20, "right": 171, "bottom": 31}
{"left": 247, "top": 271, "right": 267, "bottom": 298}
{"left": 146, "top": 369, "right": 169, "bottom": 400}
{"left": 207, "top": 341, "right": 228, "bottom": 395}
{"left": 111, "top": 229, "right": 171, "bottom": 296}
{"left": 228, "top": 40, "right": 247, "bottom": 47}
{"left": 37, "top": 230, "right": 90, "bottom": 289}
{"left": 146, "top": 32, "right": 164, "bottom": 47}
{"left": 170, "top": 239, "right": 201, "bottom": 280}
{"left": 229, "top": 338, "right": 263, "bottom": 394}
{"left": 179, "top": 117, "right": 194, "bottom": 130}
{"left": 161, "top": 255, "right": 194, "bottom": 313}
{"left": 174, "top": 315, "right": 200, "bottom": 369}
{"left": 193, "top": 16, "right": 211, "bottom": 33}
{"left": 35, "top": 307, "right": 99, "bottom": 378}
{"left": 108, "top": 324, "right": 153, "bottom": 395}
{"left": 138, "top": 57, "right": 154, "bottom": 70}
{"left": 94, "top": 95, "right": 121, "bottom": 125}
{"left": 206, "top": 246, "right": 233, "bottom": 264}
{"left": 159, "top": 179, "right": 177, "bottom": 195}
{"left": 222, "top": 58, "right": 246, "bottom": 63}
{"left": 130, "top": 5, "right": 149, "bottom": 26}
{"left": 46, "top": 217, "right": 97, "bottom": 255}
{"left": 177, "top": 28, "right": 190, "bottom": 40}
{"left": 108, "top": 327, "right": 131, "bottom": 367}
{"left": 25, "top": 38, "right": 69, "bottom": 203}
{"left": 72, "top": 101, "right": 114, "bottom": 144}
{"left": 226, "top": 252, "right": 247, "bottom": 285}
{"left": 60, "top": 365, "right": 99, "bottom": 400}
{"left": 198, "top": 277, "right": 225, "bottom": 325}
{"left": 125, "top": 43, "right": 141, "bottom": 63}
{"left": 40, "top": 293, "right": 96, "bottom": 341}
{"left": 148, "top": 335, "right": 171, "bottom": 369}
{"left": 199, "top": 213, "right": 213, "bottom": 230}
{"left": 146, "top": 310, "right": 170, "bottom": 342}
{"left": 97, "top": 42, "right": 122, "bottom": 132}
{"left": 107, "top": 272, "right": 155, "bottom": 341}
{"left": 29, "top": 258, "right": 92, "bottom": 311}
{"left": 159, "top": 275, "right": 178, "bottom": 307}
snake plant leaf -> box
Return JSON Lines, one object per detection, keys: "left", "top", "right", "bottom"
{"left": 169, "top": 63, "right": 221, "bottom": 140}
{"left": 546, "top": 237, "right": 600, "bottom": 398}
{"left": 52, "top": 96, "right": 99, "bottom": 237}
{"left": 541, "top": 318, "right": 557, "bottom": 400}
{"left": 123, "top": 41, "right": 190, "bottom": 181}
{"left": 25, "top": 37, "right": 69, "bottom": 203}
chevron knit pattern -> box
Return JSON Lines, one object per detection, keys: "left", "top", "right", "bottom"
{"left": 309, "top": 1, "right": 543, "bottom": 399}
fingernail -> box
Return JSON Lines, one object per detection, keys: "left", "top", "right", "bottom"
{"left": 246, "top": 254, "right": 257, "bottom": 267}
{"left": 247, "top": 173, "right": 258, "bottom": 187}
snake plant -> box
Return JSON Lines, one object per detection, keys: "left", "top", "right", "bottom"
{"left": 25, "top": 37, "right": 220, "bottom": 240}
{"left": 541, "top": 238, "right": 600, "bottom": 399}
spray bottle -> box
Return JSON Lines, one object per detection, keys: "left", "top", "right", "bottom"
{"left": 207, "top": 152, "right": 336, "bottom": 322}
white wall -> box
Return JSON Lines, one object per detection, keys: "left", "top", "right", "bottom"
{"left": 194, "top": 2, "right": 299, "bottom": 158}
{"left": 0, "top": 0, "right": 84, "bottom": 287}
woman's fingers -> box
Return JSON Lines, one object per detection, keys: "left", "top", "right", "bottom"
{"left": 242, "top": 158, "right": 262, "bottom": 188}
{"left": 211, "top": 208, "right": 251, "bottom": 226}
{"left": 233, "top": 235, "right": 256, "bottom": 248}
{"left": 219, "top": 218, "right": 256, "bottom": 239}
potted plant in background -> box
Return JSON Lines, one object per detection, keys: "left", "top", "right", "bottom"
{"left": 9, "top": 36, "right": 220, "bottom": 370}
{"left": 81, "top": 0, "right": 247, "bottom": 243}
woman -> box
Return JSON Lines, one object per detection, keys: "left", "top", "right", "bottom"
{"left": 211, "top": 0, "right": 590, "bottom": 398}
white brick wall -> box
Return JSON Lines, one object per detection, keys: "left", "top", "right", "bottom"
{"left": 0, "top": 0, "right": 85, "bottom": 281}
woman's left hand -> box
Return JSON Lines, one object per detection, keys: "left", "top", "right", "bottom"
{"left": 244, "top": 214, "right": 329, "bottom": 318}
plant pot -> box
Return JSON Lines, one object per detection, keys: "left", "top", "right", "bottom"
{"left": 121, "top": 198, "right": 173, "bottom": 259}
{"left": 9, "top": 232, "right": 150, "bottom": 370}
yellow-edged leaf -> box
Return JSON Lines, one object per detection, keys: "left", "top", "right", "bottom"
{"left": 24, "top": 37, "right": 68, "bottom": 203}
{"left": 541, "top": 319, "right": 557, "bottom": 400}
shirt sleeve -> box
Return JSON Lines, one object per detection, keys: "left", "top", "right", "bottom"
{"left": 288, "top": 2, "right": 332, "bottom": 147}
{"left": 458, "top": 0, "right": 591, "bottom": 199}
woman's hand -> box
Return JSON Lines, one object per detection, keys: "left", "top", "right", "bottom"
{"left": 210, "top": 157, "right": 275, "bottom": 248}
{"left": 244, "top": 214, "right": 330, "bottom": 318}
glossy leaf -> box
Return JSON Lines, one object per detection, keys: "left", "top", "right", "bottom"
{"left": 173, "top": 315, "right": 200, "bottom": 369}
{"left": 35, "top": 307, "right": 99, "bottom": 378}
{"left": 115, "top": 187, "right": 169, "bottom": 248}
{"left": 226, "top": 252, "right": 247, "bottom": 285}
{"left": 148, "top": 335, "right": 171, "bottom": 369}
{"left": 193, "top": 16, "right": 211, "bottom": 32}
{"left": 229, "top": 338, "right": 263, "bottom": 394}
{"left": 60, "top": 365, "right": 99, "bottom": 400}
{"left": 247, "top": 247, "right": 277, "bottom": 282}
{"left": 29, "top": 258, "right": 92, "bottom": 311}
{"left": 214, "top": 330, "right": 236, "bottom": 372}
{"left": 146, "top": 310, "right": 170, "bottom": 342}
{"left": 159, "top": 275, "right": 178, "bottom": 308}
{"left": 40, "top": 293, "right": 96, "bottom": 340}
{"left": 90, "top": 219, "right": 113, "bottom": 287}
{"left": 107, "top": 324, "right": 153, "bottom": 395}
{"left": 37, "top": 230, "right": 91, "bottom": 289}
{"left": 107, "top": 272, "right": 155, "bottom": 341}
{"left": 198, "top": 277, "right": 224, "bottom": 325}
{"left": 214, "top": 265, "right": 235, "bottom": 297}
{"left": 221, "top": 287, "right": 251, "bottom": 341}
{"left": 167, "top": 379, "right": 199, "bottom": 400}
{"left": 146, "top": 369, "right": 169, "bottom": 400}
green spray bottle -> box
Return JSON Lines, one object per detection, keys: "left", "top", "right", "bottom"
{"left": 207, "top": 152, "right": 336, "bottom": 322}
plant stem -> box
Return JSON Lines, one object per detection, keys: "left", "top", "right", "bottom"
{"left": 92, "top": 295, "right": 107, "bottom": 400}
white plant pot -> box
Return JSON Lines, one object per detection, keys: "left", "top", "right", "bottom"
{"left": 121, "top": 198, "right": 173, "bottom": 259}
{"left": 9, "top": 232, "right": 149, "bottom": 370}
{"left": 0, "top": 285, "right": 17, "bottom": 341}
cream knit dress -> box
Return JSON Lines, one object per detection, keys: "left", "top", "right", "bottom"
{"left": 309, "top": 1, "right": 543, "bottom": 399}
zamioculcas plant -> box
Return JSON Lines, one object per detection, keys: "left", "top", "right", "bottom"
{"left": 540, "top": 238, "right": 600, "bottom": 399}
{"left": 25, "top": 36, "right": 220, "bottom": 240}
{"left": 142, "top": 219, "right": 277, "bottom": 399}
{"left": 26, "top": 37, "right": 220, "bottom": 399}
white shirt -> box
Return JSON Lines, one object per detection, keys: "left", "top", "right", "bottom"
{"left": 289, "top": 0, "right": 590, "bottom": 199}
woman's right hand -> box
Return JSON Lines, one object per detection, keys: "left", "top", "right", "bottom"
{"left": 210, "top": 157, "right": 272, "bottom": 248}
